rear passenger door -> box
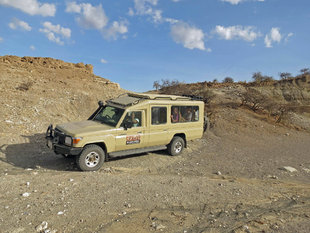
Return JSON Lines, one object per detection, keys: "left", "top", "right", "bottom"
{"left": 148, "top": 106, "right": 169, "bottom": 147}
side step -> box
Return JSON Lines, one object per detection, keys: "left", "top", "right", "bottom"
{"left": 109, "top": 145, "right": 167, "bottom": 158}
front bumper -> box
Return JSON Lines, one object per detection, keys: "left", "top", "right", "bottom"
{"left": 46, "top": 124, "right": 83, "bottom": 156}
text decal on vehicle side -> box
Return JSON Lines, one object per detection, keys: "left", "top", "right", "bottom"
{"left": 126, "top": 135, "right": 141, "bottom": 145}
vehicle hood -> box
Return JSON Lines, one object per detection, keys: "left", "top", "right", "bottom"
{"left": 56, "top": 120, "right": 114, "bottom": 136}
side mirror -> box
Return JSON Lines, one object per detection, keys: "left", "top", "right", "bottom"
{"left": 98, "top": 100, "right": 105, "bottom": 107}
{"left": 123, "top": 122, "right": 133, "bottom": 130}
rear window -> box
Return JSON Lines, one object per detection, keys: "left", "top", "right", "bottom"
{"left": 171, "top": 106, "right": 199, "bottom": 123}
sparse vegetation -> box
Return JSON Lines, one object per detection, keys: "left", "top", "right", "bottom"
{"left": 153, "top": 79, "right": 183, "bottom": 90}
{"left": 252, "top": 72, "right": 274, "bottom": 83}
{"left": 240, "top": 88, "right": 267, "bottom": 112}
{"left": 153, "top": 80, "right": 160, "bottom": 91}
{"left": 151, "top": 67, "right": 310, "bottom": 126}
{"left": 223, "top": 77, "right": 234, "bottom": 83}
{"left": 279, "top": 72, "right": 292, "bottom": 80}
{"left": 300, "top": 68, "right": 310, "bottom": 75}
{"left": 240, "top": 87, "right": 287, "bottom": 122}
{"left": 152, "top": 67, "right": 310, "bottom": 91}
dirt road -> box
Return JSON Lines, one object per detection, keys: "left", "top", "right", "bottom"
{"left": 1, "top": 108, "right": 309, "bottom": 233}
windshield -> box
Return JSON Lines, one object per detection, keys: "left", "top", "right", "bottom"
{"left": 93, "top": 106, "right": 124, "bottom": 127}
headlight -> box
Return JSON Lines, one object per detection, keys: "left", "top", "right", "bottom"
{"left": 65, "top": 136, "right": 72, "bottom": 146}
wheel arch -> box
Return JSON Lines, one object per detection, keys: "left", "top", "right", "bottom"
{"left": 84, "top": 142, "right": 107, "bottom": 158}
{"left": 171, "top": 133, "right": 187, "bottom": 148}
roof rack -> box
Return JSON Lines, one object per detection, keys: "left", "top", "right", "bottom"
{"left": 107, "top": 93, "right": 202, "bottom": 108}
{"left": 128, "top": 93, "right": 191, "bottom": 101}
{"left": 181, "top": 94, "right": 203, "bottom": 101}
{"left": 107, "top": 94, "right": 142, "bottom": 107}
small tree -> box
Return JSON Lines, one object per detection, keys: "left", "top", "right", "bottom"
{"left": 160, "top": 79, "right": 170, "bottom": 88}
{"left": 170, "top": 79, "right": 180, "bottom": 86}
{"left": 300, "top": 68, "right": 310, "bottom": 75}
{"left": 223, "top": 77, "right": 234, "bottom": 83}
{"left": 279, "top": 72, "right": 292, "bottom": 80}
{"left": 252, "top": 72, "right": 274, "bottom": 82}
{"left": 212, "top": 79, "right": 218, "bottom": 83}
{"left": 153, "top": 80, "right": 160, "bottom": 90}
{"left": 252, "top": 72, "right": 264, "bottom": 82}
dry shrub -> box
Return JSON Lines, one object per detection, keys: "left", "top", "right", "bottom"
{"left": 240, "top": 87, "right": 288, "bottom": 123}
{"left": 240, "top": 88, "right": 266, "bottom": 111}
{"left": 16, "top": 81, "right": 33, "bottom": 91}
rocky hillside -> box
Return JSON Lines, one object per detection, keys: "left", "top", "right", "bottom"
{"left": 157, "top": 75, "right": 310, "bottom": 131}
{"left": 0, "top": 55, "right": 124, "bottom": 140}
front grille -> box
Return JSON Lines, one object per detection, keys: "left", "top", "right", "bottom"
{"left": 54, "top": 128, "right": 66, "bottom": 145}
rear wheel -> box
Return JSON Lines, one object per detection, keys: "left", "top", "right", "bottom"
{"left": 76, "top": 145, "right": 105, "bottom": 171}
{"left": 167, "top": 136, "right": 185, "bottom": 156}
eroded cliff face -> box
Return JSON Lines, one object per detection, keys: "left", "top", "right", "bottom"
{"left": 0, "top": 55, "right": 124, "bottom": 137}
{"left": 272, "top": 75, "right": 310, "bottom": 104}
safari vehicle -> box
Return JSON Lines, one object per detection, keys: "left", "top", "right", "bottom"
{"left": 46, "top": 93, "right": 208, "bottom": 171}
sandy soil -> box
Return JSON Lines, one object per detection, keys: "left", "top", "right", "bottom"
{"left": 1, "top": 107, "right": 309, "bottom": 233}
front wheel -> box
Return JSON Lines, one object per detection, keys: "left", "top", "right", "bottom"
{"left": 76, "top": 145, "right": 105, "bottom": 171}
{"left": 167, "top": 136, "right": 185, "bottom": 156}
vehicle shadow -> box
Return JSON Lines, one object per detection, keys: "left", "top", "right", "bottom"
{"left": 0, "top": 134, "right": 172, "bottom": 171}
{"left": 0, "top": 134, "right": 77, "bottom": 171}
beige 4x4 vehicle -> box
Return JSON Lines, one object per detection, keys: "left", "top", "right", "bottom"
{"left": 46, "top": 93, "right": 208, "bottom": 171}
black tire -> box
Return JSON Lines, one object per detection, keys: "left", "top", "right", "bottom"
{"left": 167, "top": 136, "right": 185, "bottom": 156}
{"left": 76, "top": 145, "right": 105, "bottom": 171}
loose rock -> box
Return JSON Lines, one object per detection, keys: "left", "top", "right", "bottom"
{"left": 280, "top": 166, "right": 298, "bottom": 172}
{"left": 35, "top": 221, "right": 48, "bottom": 232}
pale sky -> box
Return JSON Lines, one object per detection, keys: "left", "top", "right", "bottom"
{"left": 0, "top": 0, "right": 309, "bottom": 91}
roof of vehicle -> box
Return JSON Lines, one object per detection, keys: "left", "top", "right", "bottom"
{"left": 107, "top": 93, "right": 203, "bottom": 108}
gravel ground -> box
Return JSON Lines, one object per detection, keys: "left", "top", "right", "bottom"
{"left": 1, "top": 107, "right": 309, "bottom": 233}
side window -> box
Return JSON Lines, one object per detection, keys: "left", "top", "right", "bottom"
{"left": 152, "top": 107, "right": 167, "bottom": 125}
{"left": 121, "top": 111, "right": 142, "bottom": 128}
{"left": 181, "top": 106, "right": 191, "bottom": 122}
{"left": 171, "top": 106, "right": 199, "bottom": 123}
{"left": 193, "top": 106, "right": 199, "bottom": 121}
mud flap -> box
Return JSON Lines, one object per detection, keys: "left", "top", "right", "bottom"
{"left": 204, "top": 116, "right": 210, "bottom": 132}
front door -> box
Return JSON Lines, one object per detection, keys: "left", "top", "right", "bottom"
{"left": 115, "top": 110, "right": 146, "bottom": 151}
